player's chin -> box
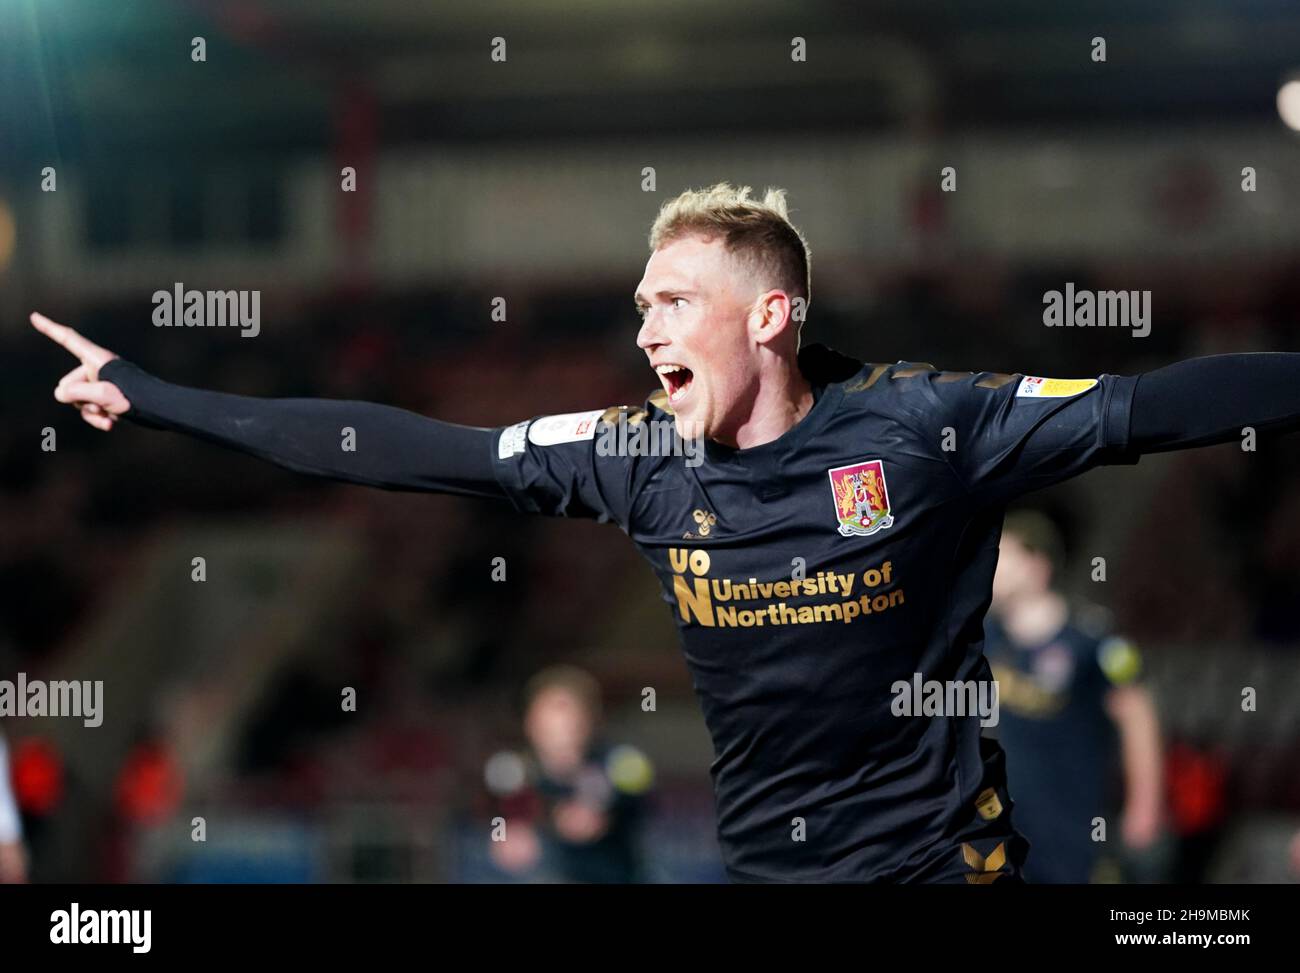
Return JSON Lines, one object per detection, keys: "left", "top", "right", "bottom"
{"left": 673, "top": 412, "right": 706, "bottom": 441}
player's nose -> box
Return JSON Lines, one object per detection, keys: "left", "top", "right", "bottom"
{"left": 636, "top": 314, "right": 664, "bottom": 351}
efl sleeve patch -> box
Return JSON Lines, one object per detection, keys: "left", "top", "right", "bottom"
{"left": 526, "top": 409, "right": 605, "bottom": 446}
{"left": 605, "top": 744, "right": 654, "bottom": 795}
{"left": 1015, "top": 376, "right": 1099, "bottom": 398}
{"left": 1097, "top": 636, "right": 1142, "bottom": 685}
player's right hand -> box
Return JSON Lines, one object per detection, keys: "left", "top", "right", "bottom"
{"left": 31, "top": 311, "right": 130, "bottom": 432}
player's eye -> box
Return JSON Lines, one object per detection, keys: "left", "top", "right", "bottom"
{"left": 635, "top": 304, "right": 649, "bottom": 320}
{"left": 671, "top": 297, "right": 687, "bottom": 310}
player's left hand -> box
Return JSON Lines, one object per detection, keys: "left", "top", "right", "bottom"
{"left": 30, "top": 311, "right": 128, "bottom": 431}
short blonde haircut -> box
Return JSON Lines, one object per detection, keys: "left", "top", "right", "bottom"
{"left": 649, "top": 182, "right": 811, "bottom": 309}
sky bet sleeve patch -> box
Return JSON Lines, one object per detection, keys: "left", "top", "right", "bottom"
{"left": 1015, "top": 376, "right": 1100, "bottom": 398}
{"left": 1097, "top": 636, "right": 1142, "bottom": 685}
{"left": 526, "top": 409, "right": 605, "bottom": 447}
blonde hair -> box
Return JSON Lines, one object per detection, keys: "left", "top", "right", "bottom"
{"left": 649, "top": 182, "right": 811, "bottom": 309}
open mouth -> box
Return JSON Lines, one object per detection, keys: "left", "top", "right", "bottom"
{"left": 655, "top": 363, "right": 695, "bottom": 404}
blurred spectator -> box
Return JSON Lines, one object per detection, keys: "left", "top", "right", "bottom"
{"left": 115, "top": 736, "right": 183, "bottom": 826}
{"left": 0, "top": 732, "right": 29, "bottom": 883}
{"left": 1165, "top": 738, "right": 1230, "bottom": 884}
{"left": 485, "top": 665, "right": 653, "bottom": 883}
{"left": 985, "top": 510, "right": 1165, "bottom": 883}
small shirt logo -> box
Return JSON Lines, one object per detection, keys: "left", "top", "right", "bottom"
{"left": 828, "top": 459, "right": 895, "bottom": 538}
{"left": 975, "top": 786, "right": 1004, "bottom": 822}
{"left": 526, "top": 410, "right": 604, "bottom": 446}
{"left": 1032, "top": 643, "right": 1076, "bottom": 693}
{"left": 961, "top": 841, "right": 1010, "bottom": 884}
{"left": 1015, "top": 376, "right": 1098, "bottom": 398}
{"left": 683, "top": 508, "right": 718, "bottom": 539}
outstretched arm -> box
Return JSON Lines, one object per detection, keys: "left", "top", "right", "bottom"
{"left": 917, "top": 351, "right": 1300, "bottom": 506}
{"left": 32, "top": 312, "right": 506, "bottom": 500}
{"left": 1129, "top": 353, "right": 1300, "bottom": 453}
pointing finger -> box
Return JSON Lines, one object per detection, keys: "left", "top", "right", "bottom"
{"left": 30, "top": 312, "right": 103, "bottom": 366}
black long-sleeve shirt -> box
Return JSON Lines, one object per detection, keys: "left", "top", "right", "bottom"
{"left": 97, "top": 348, "right": 1300, "bottom": 882}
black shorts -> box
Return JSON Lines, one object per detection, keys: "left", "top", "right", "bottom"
{"left": 898, "top": 736, "right": 1031, "bottom": 884}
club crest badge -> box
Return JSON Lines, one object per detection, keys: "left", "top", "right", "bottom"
{"left": 828, "top": 459, "right": 895, "bottom": 538}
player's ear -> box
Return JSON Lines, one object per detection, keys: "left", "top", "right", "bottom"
{"left": 750, "top": 290, "right": 793, "bottom": 346}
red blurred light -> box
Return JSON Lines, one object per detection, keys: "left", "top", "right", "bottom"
{"left": 11, "top": 738, "right": 64, "bottom": 815}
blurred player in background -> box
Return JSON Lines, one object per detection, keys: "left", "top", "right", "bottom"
{"left": 485, "top": 666, "right": 653, "bottom": 883}
{"left": 0, "top": 732, "right": 29, "bottom": 883}
{"left": 985, "top": 510, "right": 1164, "bottom": 883}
